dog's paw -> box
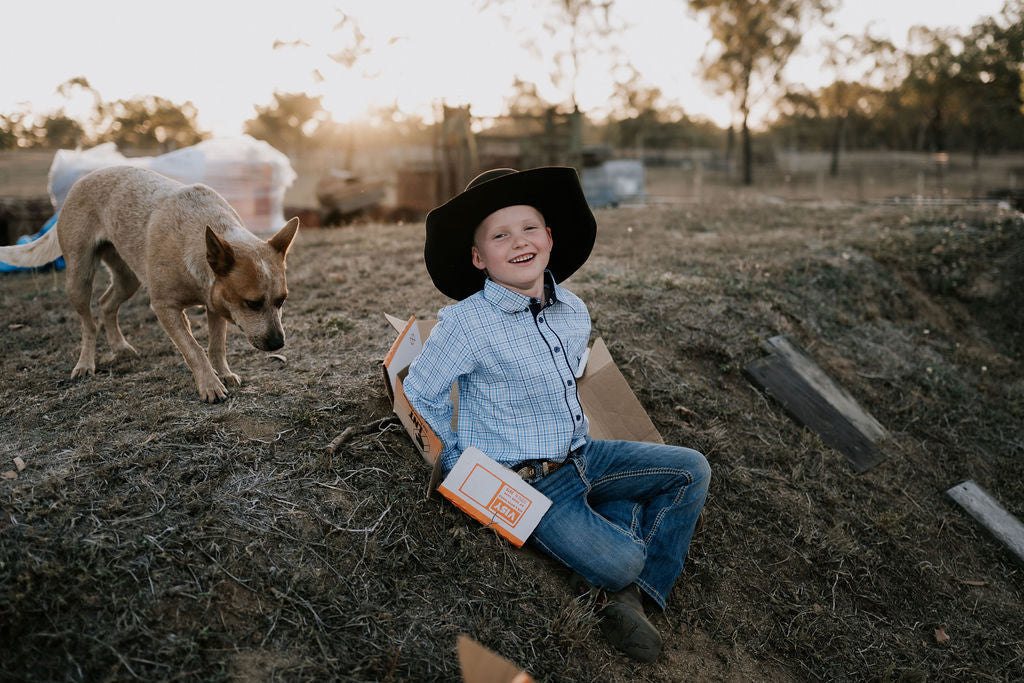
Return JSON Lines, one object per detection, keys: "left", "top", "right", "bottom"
{"left": 216, "top": 370, "right": 242, "bottom": 386}
{"left": 197, "top": 377, "right": 229, "bottom": 403}
{"left": 70, "top": 364, "right": 95, "bottom": 379}
{"left": 112, "top": 341, "right": 139, "bottom": 357}
{"left": 200, "top": 388, "right": 229, "bottom": 403}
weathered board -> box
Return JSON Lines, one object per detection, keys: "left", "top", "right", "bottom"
{"left": 743, "top": 335, "right": 887, "bottom": 472}
{"left": 946, "top": 480, "right": 1024, "bottom": 565}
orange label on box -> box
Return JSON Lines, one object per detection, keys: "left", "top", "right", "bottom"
{"left": 438, "top": 447, "right": 552, "bottom": 546}
{"left": 458, "top": 464, "right": 532, "bottom": 528}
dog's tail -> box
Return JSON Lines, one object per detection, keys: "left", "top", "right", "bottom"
{"left": 0, "top": 223, "right": 63, "bottom": 268}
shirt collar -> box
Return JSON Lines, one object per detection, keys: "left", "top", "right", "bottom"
{"left": 483, "top": 270, "right": 576, "bottom": 314}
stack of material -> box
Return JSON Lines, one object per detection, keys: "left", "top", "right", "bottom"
{"left": 315, "top": 169, "right": 387, "bottom": 223}
{"left": 47, "top": 136, "right": 296, "bottom": 235}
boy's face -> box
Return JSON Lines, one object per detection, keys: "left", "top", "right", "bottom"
{"left": 471, "top": 204, "right": 553, "bottom": 298}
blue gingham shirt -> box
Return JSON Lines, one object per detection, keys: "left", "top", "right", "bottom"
{"left": 403, "top": 273, "right": 591, "bottom": 473}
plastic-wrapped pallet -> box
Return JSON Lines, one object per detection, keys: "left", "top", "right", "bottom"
{"left": 580, "top": 159, "right": 645, "bottom": 209}
{"left": 47, "top": 136, "right": 296, "bottom": 234}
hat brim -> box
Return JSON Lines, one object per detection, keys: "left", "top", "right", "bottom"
{"left": 424, "top": 167, "right": 596, "bottom": 300}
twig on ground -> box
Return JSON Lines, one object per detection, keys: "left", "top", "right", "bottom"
{"left": 325, "top": 416, "right": 400, "bottom": 454}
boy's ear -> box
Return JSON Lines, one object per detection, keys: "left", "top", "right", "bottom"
{"left": 471, "top": 245, "right": 486, "bottom": 271}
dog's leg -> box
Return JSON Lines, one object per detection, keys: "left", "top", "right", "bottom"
{"left": 151, "top": 302, "right": 229, "bottom": 402}
{"left": 207, "top": 309, "right": 241, "bottom": 386}
{"left": 65, "top": 250, "right": 100, "bottom": 378}
{"left": 97, "top": 244, "right": 140, "bottom": 357}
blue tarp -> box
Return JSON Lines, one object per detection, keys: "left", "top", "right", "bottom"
{"left": 0, "top": 214, "right": 65, "bottom": 273}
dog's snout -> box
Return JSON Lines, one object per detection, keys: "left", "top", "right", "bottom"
{"left": 263, "top": 330, "right": 285, "bottom": 351}
{"left": 243, "top": 316, "right": 285, "bottom": 351}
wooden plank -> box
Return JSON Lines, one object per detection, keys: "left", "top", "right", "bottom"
{"left": 743, "top": 336, "right": 886, "bottom": 472}
{"left": 946, "top": 480, "right": 1024, "bottom": 565}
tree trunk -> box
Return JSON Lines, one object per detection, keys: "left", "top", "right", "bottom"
{"left": 829, "top": 115, "right": 846, "bottom": 178}
{"left": 569, "top": 105, "right": 583, "bottom": 171}
{"left": 725, "top": 125, "right": 735, "bottom": 179}
{"left": 740, "top": 68, "right": 753, "bottom": 186}
{"left": 930, "top": 100, "right": 946, "bottom": 153}
{"left": 742, "top": 111, "right": 753, "bottom": 186}
{"left": 971, "top": 128, "right": 982, "bottom": 171}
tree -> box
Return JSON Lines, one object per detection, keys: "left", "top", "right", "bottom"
{"left": 0, "top": 114, "right": 22, "bottom": 150}
{"left": 608, "top": 67, "right": 668, "bottom": 149}
{"left": 0, "top": 110, "right": 88, "bottom": 150}
{"left": 773, "top": 32, "right": 898, "bottom": 175}
{"left": 503, "top": 77, "right": 554, "bottom": 120}
{"left": 819, "top": 35, "right": 865, "bottom": 175}
{"left": 37, "top": 114, "right": 87, "bottom": 149}
{"left": 0, "top": 111, "right": 29, "bottom": 149}
{"left": 899, "top": 26, "right": 963, "bottom": 153}
{"left": 689, "top": 0, "right": 835, "bottom": 184}
{"left": 95, "top": 96, "right": 206, "bottom": 152}
{"left": 484, "top": 0, "right": 622, "bottom": 165}
{"left": 243, "top": 92, "right": 327, "bottom": 156}
{"left": 955, "top": 2, "right": 1024, "bottom": 164}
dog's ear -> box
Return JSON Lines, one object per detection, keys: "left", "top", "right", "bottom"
{"left": 268, "top": 217, "right": 299, "bottom": 257}
{"left": 206, "top": 226, "right": 235, "bottom": 276}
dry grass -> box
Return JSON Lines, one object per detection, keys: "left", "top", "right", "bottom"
{"left": 1, "top": 174, "right": 1023, "bottom": 681}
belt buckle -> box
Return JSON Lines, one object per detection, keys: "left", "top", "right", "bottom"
{"left": 516, "top": 463, "right": 538, "bottom": 480}
{"left": 516, "top": 459, "right": 565, "bottom": 481}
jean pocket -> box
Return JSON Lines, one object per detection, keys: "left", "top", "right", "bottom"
{"left": 571, "top": 450, "right": 588, "bottom": 481}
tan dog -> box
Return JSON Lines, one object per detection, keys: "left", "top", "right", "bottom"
{"left": 0, "top": 165, "right": 299, "bottom": 402}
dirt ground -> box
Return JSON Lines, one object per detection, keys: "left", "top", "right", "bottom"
{"left": 1, "top": 164, "right": 1023, "bottom": 681}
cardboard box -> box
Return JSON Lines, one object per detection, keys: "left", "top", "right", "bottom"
{"left": 457, "top": 634, "right": 533, "bottom": 683}
{"left": 382, "top": 313, "right": 663, "bottom": 543}
{"left": 437, "top": 447, "right": 551, "bottom": 547}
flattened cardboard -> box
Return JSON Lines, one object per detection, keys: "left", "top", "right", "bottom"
{"left": 457, "top": 635, "right": 533, "bottom": 683}
{"left": 438, "top": 447, "right": 552, "bottom": 547}
{"left": 383, "top": 316, "right": 443, "bottom": 468}
{"left": 579, "top": 338, "right": 664, "bottom": 445}
{"left": 383, "top": 313, "right": 663, "bottom": 537}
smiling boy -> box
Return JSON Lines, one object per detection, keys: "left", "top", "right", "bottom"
{"left": 471, "top": 204, "right": 552, "bottom": 299}
{"left": 403, "top": 167, "right": 710, "bottom": 663}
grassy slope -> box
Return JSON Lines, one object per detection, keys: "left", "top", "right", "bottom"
{"left": 1, "top": 199, "right": 1022, "bottom": 681}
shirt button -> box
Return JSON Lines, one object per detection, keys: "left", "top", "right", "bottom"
{"left": 554, "top": 347, "right": 561, "bottom": 353}
{"left": 567, "top": 379, "right": 573, "bottom": 386}
{"left": 575, "top": 414, "right": 581, "bottom": 421}
{"left": 538, "top": 317, "right": 544, "bottom": 323}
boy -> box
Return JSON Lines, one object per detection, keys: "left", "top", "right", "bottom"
{"left": 403, "top": 167, "right": 710, "bottom": 663}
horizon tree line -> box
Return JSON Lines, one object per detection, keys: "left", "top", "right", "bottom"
{"left": 1, "top": 0, "right": 1021, "bottom": 184}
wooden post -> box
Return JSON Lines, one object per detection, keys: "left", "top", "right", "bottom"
{"left": 946, "top": 480, "right": 1024, "bottom": 565}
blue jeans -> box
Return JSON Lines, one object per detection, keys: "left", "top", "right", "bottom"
{"left": 527, "top": 438, "right": 710, "bottom": 610}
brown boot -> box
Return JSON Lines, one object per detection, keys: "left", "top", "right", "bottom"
{"left": 569, "top": 574, "right": 663, "bottom": 662}
{"left": 599, "top": 583, "right": 663, "bottom": 663}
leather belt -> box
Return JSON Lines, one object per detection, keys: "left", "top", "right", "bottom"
{"left": 514, "top": 460, "right": 565, "bottom": 481}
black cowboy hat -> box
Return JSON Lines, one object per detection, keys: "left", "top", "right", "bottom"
{"left": 424, "top": 167, "right": 597, "bottom": 300}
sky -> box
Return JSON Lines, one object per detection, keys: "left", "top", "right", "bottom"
{"left": 0, "top": 0, "right": 1010, "bottom": 137}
